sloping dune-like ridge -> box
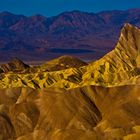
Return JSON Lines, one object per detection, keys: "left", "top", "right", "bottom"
{"left": 0, "top": 85, "right": 140, "bottom": 139}
{"left": 0, "top": 86, "right": 102, "bottom": 139}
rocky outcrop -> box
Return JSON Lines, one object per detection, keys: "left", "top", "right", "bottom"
{"left": 0, "top": 58, "right": 29, "bottom": 73}
{"left": 82, "top": 23, "right": 140, "bottom": 86}
{"left": 39, "top": 55, "right": 87, "bottom": 71}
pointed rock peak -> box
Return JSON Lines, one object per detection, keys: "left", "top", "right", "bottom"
{"left": 41, "top": 55, "right": 87, "bottom": 71}
{"left": 54, "top": 55, "right": 87, "bottom": 64}
{"left": 9, "top": 57, "right": 25, "bottom": 64}
{"left": 9, "top": 57, "right": 29, "bottom": 66}
{"left": 117, "top": 23, "right": 140, "bottom": 46}
{"left": 8, "top": 57, "right": 29, "bottom": 70}
{"left": 123, "top": 23, "right": 139, "bottom": 31}
{"left": 120, "top": 23, "right": 140, "bottom": 37}
{"left": 48, "top": 55, "right": 87, "bottom": 65}
{"left": 0, "top": 58, "right": 29, "bottom": 73}
{"left": 115, "top": 23, "right": 140, "bottom": 60}
{"left": 123, "top": 23, "right": 133, "bottom": 28}
{"left": 58, "top": 55, "right": 78, "bottom": 60}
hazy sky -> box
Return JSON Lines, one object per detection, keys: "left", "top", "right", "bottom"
{"left": 0, "top": 0, "right": 140, "bottom": 16}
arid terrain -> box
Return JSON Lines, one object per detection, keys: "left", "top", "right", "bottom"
{"left": 0, "top": 23, "right": 140, "bottom": 140}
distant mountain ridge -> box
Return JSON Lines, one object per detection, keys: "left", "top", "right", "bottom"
{"left": 1, "top": 9, "right": 140, "bottom": 61}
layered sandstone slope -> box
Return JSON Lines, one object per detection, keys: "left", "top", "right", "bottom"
{"left": 0, "top": 58, "right": 29, "bottom": 73}
{"left": 0, "top": 88, "right": 39, "bottom": 140}
{"left": 39, "top": 55, "right": 87, "bottom": 71}
{"left": 0, "top": 87, "right": 101, "bottom": 140}
{"left": 82, "top": 23, "right": 140, "bottom": 86}
{"left": 0, "top": 55, "right": 87, "bottom": 89}
{"left": 0, "top": 85, "right": 140, "bottom": 140}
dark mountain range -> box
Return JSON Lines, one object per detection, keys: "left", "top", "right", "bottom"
{"left": 1, "top": 9, "right": 140, "bottom": 62}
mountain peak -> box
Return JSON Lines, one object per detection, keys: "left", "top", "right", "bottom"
{"left": 0, "top": 58, "right": 29, "bottom": 72}
{"left": 123, "top": 23, "right": 134, "bottom": 28}
{"left": 122, "top": 23, "right": 139, "bottom": 31}
{"left": 116, "top": 23, "right": 140, "bottom": 56}
{"left": 9, "top": 57, "right": 26, "bottom": 65}
{"left": 40, "top": 55, "right": 87, "bottom": 71}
